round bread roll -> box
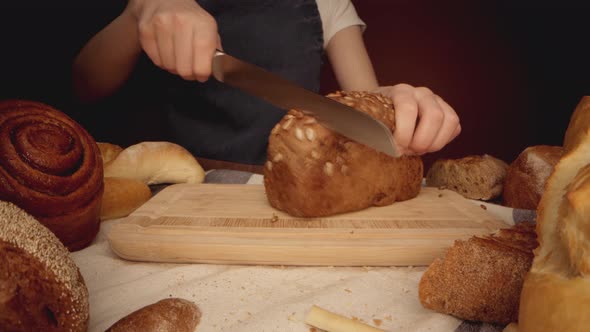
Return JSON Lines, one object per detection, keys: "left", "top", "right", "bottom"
{"left": 0, "top": 100, "right": 104, "bottom": 251}
{"left": 264, "top": 91, "right": 423, "bottom": 217}
{"left": 101, "top": 177, "right": 152, "bottom": 220}
{"left": 98, "top": 142, "right": 124, "bottom": 166}
{"left": 106, "top": 298, "right": 201, "bottom": 332}
{"left": 104, "top": 142, "right": 205, "bottom": 185}
{"left": 425, "top": 154, "right": 509, "bottom": 201}
{"left": 502, "top": 145, "right": 563, "bottom": 210}
{"left": 0, "top": 201, "right": 89, "bottom": 331}
{"left": 518, "top": 97, "right": 590, "bottom": 332}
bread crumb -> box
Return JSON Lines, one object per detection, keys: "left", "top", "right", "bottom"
{"left": 438, "top": 193, "right": 443, "bottom": 198}
{"left": 309, "top": 328, "right": 317, "bottom": 332}
{"left": 373, "top": 319, "right": 383, "bottom": 326}
{"left": 480, "top": 204, "right": 487, "bottom": 210}
{"left": 271, "top": 214, "right": 279, "bottom": 223}
{"left": 384, "top": 315, "right": 393, "bottom": 321}
{"left": 344, "top": 288, "right": 352, "bottom": 293}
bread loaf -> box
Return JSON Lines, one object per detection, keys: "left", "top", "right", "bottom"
{"left": 518, "top": 96, "right": 590, "bottom": 332}
{"left": 104, "top": 141, "right": 205, "bottom": 185}
{"left": 0, "top": 100, "right": 103, "bottom": 251}
{"left": 264, "top": 91, "right": 423, "bottom": 217}
{"left": 106, "top": 298, "right": 201, "bottom": 332}
{"left": 425, "top": 154, "right": 509, "bottom": 201}
{"left": 419, "top": 222, "right": 537, "bottom": 324}
{"left": 0, "top": 201, "right": 89, "bottom": 331}
{"left": 98, "top": 142, "right": 123, "bottom": 165}
{"left": 101, "top": 177, "right": 152, "bottom": 220}
{"left": 503, "top": 145, "right": 563, "bottom": 210}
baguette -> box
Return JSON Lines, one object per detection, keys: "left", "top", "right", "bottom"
{"left": 517, "top": 96, "right": 590, "bottom": 332}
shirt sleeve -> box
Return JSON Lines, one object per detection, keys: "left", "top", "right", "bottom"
{"left": 316, "top": 0, "right": 367, "bottom": 49}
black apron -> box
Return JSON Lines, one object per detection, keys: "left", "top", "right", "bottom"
{"left": 164, "top": 0, "right": 324, "bottom": 165}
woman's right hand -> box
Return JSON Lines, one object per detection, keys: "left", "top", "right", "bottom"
{"left": 126, "top": 0, "right": 221, "bottom": 82}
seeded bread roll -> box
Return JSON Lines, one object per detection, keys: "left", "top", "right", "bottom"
{"left": 0, "top": 201, "right": 89, "bottom": 331}
{"left": 106, "top": 298, "right": 201, "bottom": 332}
{"left": 264, "top": 91, "right": 423, "bottom": 217}
{"left": 425, "top": 155, "right": 509, "bottom": 201}
{"left": 503, "top": 145, "right": 563, "bottom": 210}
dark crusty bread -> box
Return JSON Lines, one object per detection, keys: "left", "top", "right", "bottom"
{"left": 419, "top": 222, "right": 538, "bottom": 324}
{"left": 425, "top": 154, "right": 509, "bottom": 201}
{"left": 264, "top": 91, "right": 423, "bottom": 217}
{"left": 107, "top": 298, "right": 201, "bottom": 332}
{"left": 0, "top": 201, "right": 89, "bottom": 331}
{"left": 503, "top": 145, "right": 563, "bottom": 210}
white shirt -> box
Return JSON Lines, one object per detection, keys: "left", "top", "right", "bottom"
{"left": 317, "top": 0, "right": 366, "bottom": 49}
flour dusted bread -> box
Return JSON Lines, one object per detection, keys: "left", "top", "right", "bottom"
{"left": 264, "top": 91, "right": 423, "bottom": 217}
{"left": 518, "top": 96, "right": 590, "bottom": 332}
{"left": 106, "top": 298, "right": 201, "bottom": 332}
{"left": 0, "top": 201, "right": 89, "bottom": 331}
{"left": 503, "top": 145, "right": 563, "bottom": 210}
{"left": 426, "top": 154, "right": 509, "bottom": 201}
{"left": 104, "top": 141, "right": 205, "bottom": 185}
{"left": 419, "top": 222, "right": 537, "bottom": 324}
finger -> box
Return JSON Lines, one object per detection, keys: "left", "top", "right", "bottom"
{"left": 389, "top": 84, "right": 418, "bottom": 151}
{"left": 154, "top": 16, "right": 176, "bottom": 71}
{"left": 138, "top": 21, "right": 162, "bottom": 67}
{"left": 426, "top": 95, "right": 460, "bottom": 152}
{"left": 173, "top": 17, "right": 195, "bottom": 80}
{"left": 192, "top": 29, "right": 217, "bottom": 82}
{"left": 409, "top": 87, "right": 444, "bottom": 154}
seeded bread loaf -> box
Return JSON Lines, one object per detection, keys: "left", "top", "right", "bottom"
{"left": 419, "top": 222, "right": 538, "bottom": 324}
{"left": 0, "top": 201, "right": 89, "bottom": 331}
{"left": 264, "top": 91, "right": 423, "bottom": 217}
{"left": 503, "top": 145, "right": 563, "bottom": 210}
{"left": 425, "top": 154, "right": 509, "bottom": 201}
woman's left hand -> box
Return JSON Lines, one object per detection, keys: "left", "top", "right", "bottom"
{"left": 374, "top": 84, "right": 461, "bottom": 156}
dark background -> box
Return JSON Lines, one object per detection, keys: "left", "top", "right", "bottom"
{"left": 1, "top": 1, "right": 589, "bottom": 170}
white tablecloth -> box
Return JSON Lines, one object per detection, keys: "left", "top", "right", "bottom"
{"left": 71, "top": 173, "right": 525, "bottom": 332}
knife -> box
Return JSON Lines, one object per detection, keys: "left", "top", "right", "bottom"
{"left": 211, "top": 50, "right": 400, "bottom": 158}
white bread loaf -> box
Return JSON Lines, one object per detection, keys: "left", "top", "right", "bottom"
{"left": 104, "top": 142, "right": 205, "bottom": 185}
{"left": 518, "top": 96, "right": 590, "bottom": 331}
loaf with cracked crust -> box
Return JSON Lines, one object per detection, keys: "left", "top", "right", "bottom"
{"left": 264, "top": 91, "right": 423, "bottom": 217}
{"left": 419, "top": 222, "right": 538, "bottom": 324}
{"left": 502, "top": 145, "right": 563, "bottom": 210}
{"left": 0, "top": 201, "right": 89, "bottom": 331}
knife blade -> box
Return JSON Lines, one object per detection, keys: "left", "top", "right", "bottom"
{"left": 211, "top": 50, "right": 400, "bottom": 158}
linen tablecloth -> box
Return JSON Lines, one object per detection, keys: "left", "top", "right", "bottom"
{"left": 71, "top": 170, "right": 534, "bottom": 332}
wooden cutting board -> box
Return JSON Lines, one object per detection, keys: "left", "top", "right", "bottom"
{"left": 108, "top": 184, "right": 508, "bottom": 266}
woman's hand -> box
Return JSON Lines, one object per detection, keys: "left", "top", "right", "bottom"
{"left": 127, "top": 0, "right": 221, "bottom": 81}
{"left": 374, "top": 84, "right": 461, "bottom": 156}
